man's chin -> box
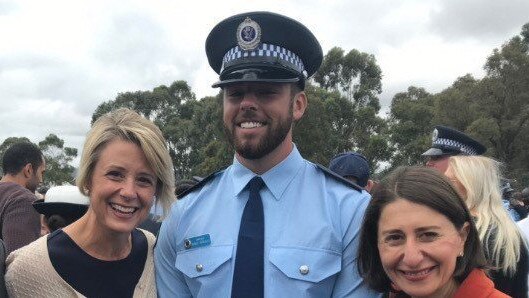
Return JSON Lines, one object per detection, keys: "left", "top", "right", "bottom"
{"left": 236, "top": 145, "right": 267, "bottom": 160}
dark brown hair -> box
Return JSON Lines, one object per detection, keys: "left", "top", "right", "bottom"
{"left": 357, "top": 166, "right": 486, "bottom": 293}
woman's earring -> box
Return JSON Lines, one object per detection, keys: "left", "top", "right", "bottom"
{"left": 459, "top": 251, "right": 464, "bottom": 257}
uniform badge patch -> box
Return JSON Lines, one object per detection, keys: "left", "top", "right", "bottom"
{"left": 237, "top": 17, "right": 261, "bottom": 50}
{"left": 184, "top": 234, "right": 211, "bottom": 249}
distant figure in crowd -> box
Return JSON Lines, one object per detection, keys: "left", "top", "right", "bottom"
{"left": 500, "top": 179, "right": 522, "bottom": 221}
{"left": 33, "top": 185, "right": 89, "bottom": 234}
{"left": 0, "top": 142, "right": 45, "bottom": 254}
{"left": 358, "top": 166, "right": 508, "bottom": 298}
{"left": 422, "top": 125, "right": 486, "bottom": 173}
{"left": 36, "top": 186, "right": 48, "bottom": 199}
{"left": 511, "top": 189, "right": 529, "bottom": 220}
{"left": 329, "top": 151, "right": 374, "bottom": 192}
{"left": 444, "top": 155, "right": 528, "bottom": 298}
{"left": 5, "top": 108, "right": 176, "bottom": 297}
{"left": 35, "top": 186, "right": 50, "bottom": 235}
{"left": 155, "top": 11, "right": 378, "bottom": 297}
{"left": 523, "top": 187, "right": 529, "bottom": 202}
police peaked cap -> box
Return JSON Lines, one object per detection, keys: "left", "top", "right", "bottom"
{"left": 206, "top": 11, "right": 323, "bottom": 87}
{"left": 329, "top": 152, "right": 370, "bottom": 188}
{"left": 422, "top": 125, "right": 486, "bottom": 157}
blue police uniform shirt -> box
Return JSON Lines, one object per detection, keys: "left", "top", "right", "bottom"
{"left": 502, "top": 199, "right": 521, "bottom": 222}
{"left": 155, "top": 146, "right": 380, "bottom": 297}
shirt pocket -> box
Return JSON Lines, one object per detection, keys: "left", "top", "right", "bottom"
{"left": 269, "top": 246, "right": 341, "bottom": 283}
{"left": 175, "top": 245, "right": 233, "bottom": 278}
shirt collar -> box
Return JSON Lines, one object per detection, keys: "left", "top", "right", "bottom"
{"left": 230, "top": 145, "right": 304, "bottom": 200}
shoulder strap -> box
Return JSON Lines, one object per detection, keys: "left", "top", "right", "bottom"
{"left": 177, "top": 169, "right": 225, "bottom": 199}
{"left": 315, "top": 164, "right": 363, "bottom": 192}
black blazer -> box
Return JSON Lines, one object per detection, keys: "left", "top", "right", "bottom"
{"left": 489, "top": 237, "right": 528, "bottom": 298}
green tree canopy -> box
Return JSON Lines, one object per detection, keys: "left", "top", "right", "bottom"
{"left": 387, "top": 86, "right": 434, "bottom": 168}
{"left": 38, "top": 134, "right": 78, "bottom": 187}
{"left": 312, "top": 47, "right": 389, "bottom": 171}
{"left": 386, "top": 22, "right": 529, "bottom": 186}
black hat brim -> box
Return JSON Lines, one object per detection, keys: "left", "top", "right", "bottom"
{"left": 212, "top": 62, "right": 302, "bottom": 87}
{"left": 213, "top": 77, "right": 300, "bottom": 88}
{"left": 33, "top": 200, "right": 88, "bottom": 218}
{"left": 421, "top": 147, "right": 463, "bottom": 157}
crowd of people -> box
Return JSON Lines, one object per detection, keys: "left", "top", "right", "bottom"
{"left": 0, "top": 10, "right": 528, "bottom": 298}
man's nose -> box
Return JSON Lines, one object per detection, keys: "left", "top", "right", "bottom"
{"left": 240, "top": 93, "right": 258, "bottom": 111}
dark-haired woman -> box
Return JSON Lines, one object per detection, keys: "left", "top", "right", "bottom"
{"left": 358, "top": 166, "right": 509, "bottom": 297}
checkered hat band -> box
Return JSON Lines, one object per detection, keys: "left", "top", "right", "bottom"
{"left": 434, "top": 138, "right": 477, "bottom": 155}
{"left": 221, "top": 43, "right": 305, "bottom": 73}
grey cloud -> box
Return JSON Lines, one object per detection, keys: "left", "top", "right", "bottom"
{"left": 429, "top": 0, "right": 529, "bottom": 41}
{"left": 0, "top": 53, "right": 104, "bottom": 112}
{"left": 90, "top": 11, "right": 203, "bottom": 97}
{"left": 0, "top": 0, "right": 17, "bottom": 15}
{"left": 298, "top": 0, "right": 435, "bottom": 58}
{"left": 93, "top": 13, "right": 174, "bottom": 71}
{"left": 0, "top": 99, "right": 89, "bottom": 144}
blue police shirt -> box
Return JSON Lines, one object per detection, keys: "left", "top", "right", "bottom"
{"left": 155, "top": 146, "right": 380, "bottom": 297}
{"left": 502, "top": 199, "right": 521, "bottom": 222}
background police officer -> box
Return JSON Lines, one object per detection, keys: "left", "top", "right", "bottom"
{"left": 422, "top": 125, "right": 486, "bottom": 172}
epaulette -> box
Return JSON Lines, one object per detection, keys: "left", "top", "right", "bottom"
{"left": 315, "top": 164, "right": 363, "bottom": 192}
{"left": 177, "top": 169, "right": 224, "bottom": 199}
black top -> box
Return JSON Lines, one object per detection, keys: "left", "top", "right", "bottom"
{"left": 489, "top": 236, "right": 528, "bottom": 298}
{"left": 47, "top": 229, "right": 147, "bottom": 298}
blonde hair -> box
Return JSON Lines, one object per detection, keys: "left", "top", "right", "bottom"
{"left": 448, "top": 155, "right": 521, "bottom": 275}
{"left": 77, "top": 108, "right": 176, "bottom": 218}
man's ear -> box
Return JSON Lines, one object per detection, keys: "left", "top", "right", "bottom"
{"left": 292, "top": 91, "right": 307, "bottom": 121}
{"left": 365, "top": 179, "right": 375, "bottom": 193}
{"left": 23, "top": 163, "right": 33, "bottom": 178}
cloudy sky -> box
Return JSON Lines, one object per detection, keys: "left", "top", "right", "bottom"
{"left": 1, "top": 0, "right": 528, "bottom": 165}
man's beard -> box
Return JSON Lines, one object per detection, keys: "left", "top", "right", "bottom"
{"left": 26, "top": 176, "right": 38, "bottom": 193}
{"left": 224, "top": 105, "right": 293, "bottom": 160}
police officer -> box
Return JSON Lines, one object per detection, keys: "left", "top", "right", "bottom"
{"left": 422, "top": 125, "right": 486, "bottom": 172}
{"left": 329, "top": 151, "right": 374, "bottom": 192}
{"left": 155, "top": 11, "right": 378, "bottom": 297}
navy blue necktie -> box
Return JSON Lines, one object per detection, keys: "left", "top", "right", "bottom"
{"left": 232, "top": 176, "right": 265, "bottom": 298}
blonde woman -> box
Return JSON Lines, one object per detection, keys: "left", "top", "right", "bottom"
{"left": 5, "top": 108, "right": 176, "bottom": 297}
{"left": 445, "top": 155, "right": 528, "bottom": 298}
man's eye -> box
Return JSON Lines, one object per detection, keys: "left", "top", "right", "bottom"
{"left": 257, "top": 90, "right": 277, "bottom": 96}
{"left": 226, "top": 90, "right": 243, "bottom": 97}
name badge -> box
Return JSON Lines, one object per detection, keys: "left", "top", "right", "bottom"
{"left": 184, "top": 234, "right": 211, "bottom": 249}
